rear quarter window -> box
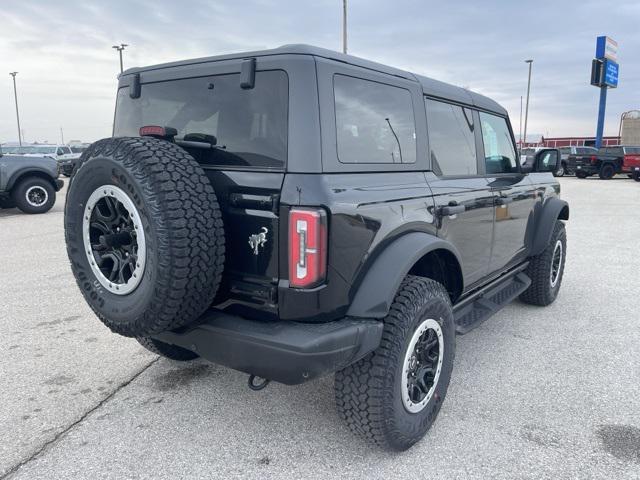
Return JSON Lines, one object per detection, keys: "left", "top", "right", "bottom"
{"left": 334, "top": 75, "right": 416, "bottom": 164}
{"left": 114, "top": 70, "right": 288, "bottom": 169}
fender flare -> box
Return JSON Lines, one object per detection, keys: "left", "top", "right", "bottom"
{"left": 7, "top": 167, "right": 58, "bottom": 192}
{"left": 347, "top": 232, "right": 463, "bottom": 318}
{"left": 531, "top": 197, "right": 569, "bottom": 256}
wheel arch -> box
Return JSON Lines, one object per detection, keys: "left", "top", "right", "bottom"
{"left": 347, "top": 232, "right": 463, "bottom": 318}
{"left": 530, "top": 197, "right": 569, "bottom": 257}
{"left": 8, "top": 169, "right": 58, "bottom": 192}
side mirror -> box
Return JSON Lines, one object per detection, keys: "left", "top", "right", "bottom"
{"left": 522, "top": 149, "right": 560, "bottom": 174}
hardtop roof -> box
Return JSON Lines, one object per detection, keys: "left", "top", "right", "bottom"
{"left": 122, "top": 44, "right": 507, "bottom": 116}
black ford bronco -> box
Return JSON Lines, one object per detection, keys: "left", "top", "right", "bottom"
{"left": 64, "top": 45, "right": 569, "bottom": 451}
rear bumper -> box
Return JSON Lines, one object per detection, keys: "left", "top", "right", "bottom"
{"left": 153, "top": 312, "right": 383, "bottom": 385}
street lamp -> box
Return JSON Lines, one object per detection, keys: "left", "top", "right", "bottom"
{"left": 112, "top": 44, "right": 129, "bottom": 74}
{"left": 9, "top": 72, "right": 22, "bottom": 146}
{"left": 342, "top": 0, "right": 348, "bottom": 54}
{"left": 523, "top": 59, "right": 533, "bottom": 147}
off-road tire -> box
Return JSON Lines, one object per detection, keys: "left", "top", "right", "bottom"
{"left": 65, "top": 137, "right": 225, "bottom": 337}
{"left": 11, "top": 177, "right": 56, "bottom": 214}
{"left": 599, "top": 163, "right": 615, "bottom": 180}
{"left": 633, "top": 171, "right": 640, "bottom": 182}
{"left": 520, "top": 221, "right": 566, "bottom": 306}
{"left": 137, "top": 337, "right": 199, "bottom": 361}
{"left": 575, "top": 171, "right": 588, "bottom": 179}
{"left": 335, "top": 276, "right": 455, "bottom": 451}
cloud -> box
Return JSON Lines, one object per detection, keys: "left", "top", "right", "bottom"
{"left": 1, "top": 0, "right": 637, "bottom": 143}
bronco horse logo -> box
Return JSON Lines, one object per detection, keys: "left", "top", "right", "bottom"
{"left": 248, "top": 227, "right": 268, "bottom": 255}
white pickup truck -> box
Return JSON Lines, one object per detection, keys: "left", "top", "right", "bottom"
{"left": 24, "top": 144, "right": 81, "bottom": 177}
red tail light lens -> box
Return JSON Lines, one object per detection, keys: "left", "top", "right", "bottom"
{"left": 591, "top": 155, "right": 598, "bottom": 164}
{"left": 288, "top": 208, "right": 327, "bottom": 288}
{"left": 140, "top": 125, "right": 166, "bottom": 137}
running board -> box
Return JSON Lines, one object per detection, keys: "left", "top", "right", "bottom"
{"left": 453, "top": 271, "right": 531, "bottom": 334}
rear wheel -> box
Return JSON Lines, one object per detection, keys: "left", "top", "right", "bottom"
{"left": 335, "top": 276, "right": 455, "bottom": 451}
{"left": 137, "top": 337, "right": 199, "bottom": 361}
{"left": 520, "top": 221, "right": 566, "bottom": 306}
{"left": 599, "top": 163, "right": 615, "bottom": 179}
{"left": 12, "top": 177, "right": 56, "bottom": 214}
{"left": 65, "top": 137, "right": 225, "bottom": 337}
{"left": 555, "top": 163, "right": 565, "bottom": 177}
{"left": 633, "top": 171, "right": 640, "bottom": 182}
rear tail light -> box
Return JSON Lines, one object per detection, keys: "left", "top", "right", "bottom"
{"left": 288, "top": 208, "right": 327, "bottom": 288}
{"left": 590, "top": 155, "right": 598, "bottom": 164}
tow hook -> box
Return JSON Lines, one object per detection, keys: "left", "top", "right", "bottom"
{"left": 248, "top": 374, "right": 270, "bottom": 391}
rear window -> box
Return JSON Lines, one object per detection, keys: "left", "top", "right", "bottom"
{"left": 334, "top": 75, "right": 416, "bottom": 164}
{"left": 624, "top": 147, "right": 640, "bottom": 154}
{"left": 114, "top": 70, "right": 288, "bottom": 169}
{"left": 576, "top": 147, "right": 596, "bottom": 154}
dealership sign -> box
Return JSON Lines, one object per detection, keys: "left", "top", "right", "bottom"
{"left": 603, "top": 59, "right": 619, "bottom": 88}
{"left": 591, "top": 36, "right": 620, "bottom": 89}
{"left": 596, "top": 36, "right": 618, "bottom": 62}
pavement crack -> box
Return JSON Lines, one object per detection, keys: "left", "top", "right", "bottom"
{"left": 1, "top": 357, "right": 159, "bottom": 480}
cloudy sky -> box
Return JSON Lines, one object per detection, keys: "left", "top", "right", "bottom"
{"left": 1, "top": 0, "right": 638, "bottom": 144}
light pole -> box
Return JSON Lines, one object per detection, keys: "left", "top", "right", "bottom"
{"left": 9, "top": 72, "right": 22, "bottom": 146}
{"left": 523, "top": 59, "right": 533, "bottom": 147}
{"left": 112, "top": 44, "right": 128, "bottom": 74}
{"left": 342, "top": 0, "right": 347, "bottom": 54}
{"left": 519, "top": 95, "right": 523, "bottom": 149}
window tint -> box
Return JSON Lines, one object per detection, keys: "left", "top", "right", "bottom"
{"left": 576, "top": 147, "right": 596, "bottom": 154}
{"left": 559, "top": 147, "right": 571, "bottom": 154}
{"left": 425, "top": 99, "right": 477, "bottom": 176}
{"left": 624, "top": 147, "right": 640, "bottom": 154}
{"left": 114, "top": 70, "right": 288, "bottom": 169}
{"left": 56, "top": 148, "right": 65, "bottom": 155}
{"left": 479, "top": 112, "right": 518, "bottom": 174}
{"left": 334, "top": 75, "right": 416, "bottom": 164}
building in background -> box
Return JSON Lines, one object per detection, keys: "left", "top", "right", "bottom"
{"left": 620, "top": 110, "right": 640, "bottom": 145}
{"left": 541, "top": 136, "right": 620, "bottom": 148}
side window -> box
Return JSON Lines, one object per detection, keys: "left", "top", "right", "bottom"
{"left": 334, "top": 75, "right": 416, "bottom": 164}
{"left": 425, "top": 99, "right": 477, "bottom": 176}
{"left": 56, "top": 148, "right": 65, "bottom": 156}
{"left": 479, "top": 112, "right": 518, "bottom": 174}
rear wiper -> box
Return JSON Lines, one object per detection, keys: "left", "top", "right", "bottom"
{"left": 175, "top": 133, "right": 220, "bottom": 149}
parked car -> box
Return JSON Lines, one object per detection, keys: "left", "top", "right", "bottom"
{"left": 0, "top": 146, "right": 64, "bottom": 213}
{"left": 23, "top": 144, "right": 82, "bottom": 177}
{"left": 63, "top": 44, "right": 569, "bottom": 451}
{"left": 557, "top": 146, "right": 598, "bottom": 176}
{"left": 569, "top": 145, "right": 640, "bottom": 179}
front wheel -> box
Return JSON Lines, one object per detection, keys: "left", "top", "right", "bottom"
{"left": 335, "top": 276, "right": 455, "bottom": 451}
{"left": 12, "top": 177, "right": 56, "bottom": 214}
{"left": 520, "top": 221, "right": 567, "bottom": 306}
{"left": 555, "top": 163, "right": 566, "bottom": 177}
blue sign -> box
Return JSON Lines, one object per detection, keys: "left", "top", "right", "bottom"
{"left": 603, "top": 59, "right": 619, "bottom": 88}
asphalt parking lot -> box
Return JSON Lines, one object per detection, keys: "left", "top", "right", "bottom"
{"left": 1, "top": 177, "right": 639, "bottom": 479}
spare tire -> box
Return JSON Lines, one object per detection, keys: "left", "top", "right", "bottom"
{"left": 64, "top": 137, "right": 225, "bottom": 337}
